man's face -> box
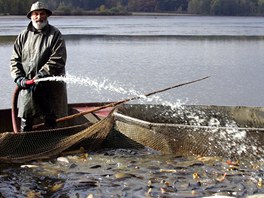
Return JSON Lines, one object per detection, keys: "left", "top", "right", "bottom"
{"left": 31, "top": 10, "right": 48, "bottom": 30}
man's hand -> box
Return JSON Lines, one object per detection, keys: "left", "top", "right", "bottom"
{"left": 16, "top": 77, "right": 35, "bottom": 89}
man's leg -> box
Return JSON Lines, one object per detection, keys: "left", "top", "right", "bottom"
{"left": 20, "top": 118, "right": 33, "bottom": 132}
{"left": 44, "top": 114, "right": 57, "bottom": 129}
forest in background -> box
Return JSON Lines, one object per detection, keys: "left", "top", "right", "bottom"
{"left": 1, "top": 0, "right": 264, "bottom": 16}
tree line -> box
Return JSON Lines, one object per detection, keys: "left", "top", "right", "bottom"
{"left": 1, "top": 0, "right": 264, "bottom": 16}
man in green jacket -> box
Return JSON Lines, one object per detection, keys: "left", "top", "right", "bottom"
{"left": 10, "top": 1, "right": 68, "bottom": 132}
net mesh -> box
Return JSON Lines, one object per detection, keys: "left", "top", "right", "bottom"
{"left": 0, "top": 114, "right": 114, "bottom": 163}
{"left": 113, "top": 104, "right": 264, "bottom": 161}
{"left": 1, "top": 103, "right": 264, "bottom": 163}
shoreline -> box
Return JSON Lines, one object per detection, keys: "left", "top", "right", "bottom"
{"left": 1, "top": 12, "right": 263, "bottom": 17}
{"left": 131, "top": 12, "right": 195, "bottom": 16}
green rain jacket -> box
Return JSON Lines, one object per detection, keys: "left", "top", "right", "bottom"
{"left": 10, "top": 22, "right": 68, "bottom": 119}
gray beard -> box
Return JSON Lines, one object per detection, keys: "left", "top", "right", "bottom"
{"left": 32, "top": 20, "right": 48, "bottom": 30}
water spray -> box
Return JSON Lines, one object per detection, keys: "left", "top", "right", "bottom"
{"left": 33, "top": 75, "right": 138, "bottom": 96}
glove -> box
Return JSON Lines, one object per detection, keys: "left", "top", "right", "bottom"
{"left": 16, "top": 77, "right": 35, "bottom": 89}
{"left": 16, "top": 77, "right": 27, "bottom": 89}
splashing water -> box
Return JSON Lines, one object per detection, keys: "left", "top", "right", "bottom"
{"left": 35, "top": 74, "right": 137, "bottom": 96}
{"left": 151, "top": 101, "right": 264, "bottom": 161}
{"left": 34, "top": 74, "right": 185, "bottom": 106}
{"left": 35, "top": 74, "right": 263, "bottom": 161}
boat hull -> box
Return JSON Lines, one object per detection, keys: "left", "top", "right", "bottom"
{"left": 0, "top": 102, "right": 114, "bottom": 163}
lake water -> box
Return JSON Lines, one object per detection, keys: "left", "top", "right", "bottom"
{"left": 0, "top": 16, "right": 264, "bottom": 109}
{"left": 1, "top": 16, "right": 264, "bottom": 197}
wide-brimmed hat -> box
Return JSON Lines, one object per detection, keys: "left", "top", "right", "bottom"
{"left": 27, "top": 1, "right": 52, "bottom": 19}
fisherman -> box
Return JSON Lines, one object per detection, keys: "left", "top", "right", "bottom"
{"left": 10, "top": 1, "right": 68, "bottom": 132}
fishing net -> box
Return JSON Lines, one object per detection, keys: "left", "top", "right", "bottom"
{"left": 1, "top": 103, "right": 264, "bottom": 163}
{"left": 0, "top": 114, "right": 114, "bottom": 163}
{"left": 113, "top": 104, "right": 264, "bottom": 161}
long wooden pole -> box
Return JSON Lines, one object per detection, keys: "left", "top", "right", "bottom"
{"left": 33, "top": 76, "right": 209, "bottom": 129}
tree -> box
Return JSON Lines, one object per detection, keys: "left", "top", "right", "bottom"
{"left": 188, "top": 0, "right": 211, "bottom": 14}
{"left": 188, "top": 0, "right": 200, "bottom": 14}
{"left": 127, "top": 0, "right": 156, "bottom": 12}
{"left": 258, "top": 0, "right": 264, "bottom": 13}
{"left": 56, "top": 2, "right": 72, "bottom": 15}
{"left": 0, "top": 0, "right": 263, "bottom": 16}
{"left": 157, "top": 0, "right": 187, "bottom": 12}
{"left": 210, "top": 0, "right": 241, "bottom": 15}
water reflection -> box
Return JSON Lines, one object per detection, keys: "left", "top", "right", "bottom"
{"left": 1, "top": 15, "right": 264, "bottom": 36}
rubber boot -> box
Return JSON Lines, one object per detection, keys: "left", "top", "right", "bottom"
{"left": 20, "top": 118, "right": 33, "bottom": 132}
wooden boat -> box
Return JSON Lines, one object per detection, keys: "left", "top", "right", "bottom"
{"left": 0, "top": 102, "right": 114, "bottom": 163}
{"left": 1, "top": 101, "right": 264, "bottom": 163}
{"left": 112, "top": 104, "right": 264, "bottom": 161}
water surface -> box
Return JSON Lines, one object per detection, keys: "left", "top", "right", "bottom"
{"left": 0, "top": 15, "right": 264, "bottom": 197}
{"left": 0, "top": 16, "right": 263, "bottom": 108}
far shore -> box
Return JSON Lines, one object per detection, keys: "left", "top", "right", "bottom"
{"left": 0, "top": 12, "right": 196, "bottom": 17}
{"left": 131, "top": 12, "right": 196, "bottom": 16}
{"left": 0, "top": 12, "right": 262, "bottom": 17}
